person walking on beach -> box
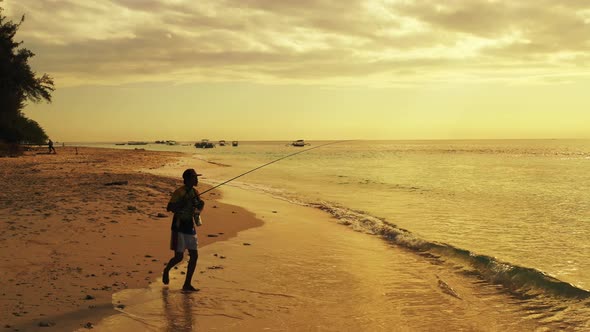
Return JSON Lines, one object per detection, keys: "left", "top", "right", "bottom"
{"left": 48, "top": 138, "right": 56, "bottom": 154}
{"left": 162, "top": 168, "right": 205, "bottom": 292}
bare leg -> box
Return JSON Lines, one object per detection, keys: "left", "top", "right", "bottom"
{"left": 182, "top": 249, "right": 198, "bottom": 291}
{"left": 163, "top": 252, "right": 183, "bottom": 285}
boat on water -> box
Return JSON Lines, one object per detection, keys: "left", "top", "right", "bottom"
{"left": 232, "top": 141, "right": 239, "bottom": 147}
{"left": 219, "top": 140, "right": 226, "bottom": 146}
{"left": 128, "top": 141, "right": 148, "bottom": 145}
{"left": 195, "top": 139, "right": 215, "bottom": 149}
{"left": 155, "top": 140, "right": 177, "bottom": 145}
{"left": 290, "top": 139, "right": 309, "bottom": 147}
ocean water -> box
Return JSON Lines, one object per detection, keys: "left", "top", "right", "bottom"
{"left": 79, "top": 140, "right": 590, "bottom": 297}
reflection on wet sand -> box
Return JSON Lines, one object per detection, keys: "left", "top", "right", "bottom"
{"left": 162, "top": 288, "right": 193, "bottom": 332}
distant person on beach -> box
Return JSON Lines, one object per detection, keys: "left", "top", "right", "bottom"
{"left": 48, "top": 139, "right": 56, "bottom": 154}
{"left": 162, "top": 168, "right": 205, "bottom": 292}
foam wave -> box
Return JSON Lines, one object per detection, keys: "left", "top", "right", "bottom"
{"left": 308, "top": 201, "right": 590, "bottom": 300}
{"left": 214, "top": 179, "right": 589, "bottom": 300}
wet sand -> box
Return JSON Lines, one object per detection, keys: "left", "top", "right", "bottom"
{"left": 0, "top": 147, "right": 262, "bottom": 331}
{"left": 93, "top": 186, "right": 546, "bottom": 331}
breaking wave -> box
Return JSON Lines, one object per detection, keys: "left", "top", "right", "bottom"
{"left": 217, "top": 177, "right": 590, "bottom": 303}
{"left": 307, "top": 201, "right": 590, "bottom": 300}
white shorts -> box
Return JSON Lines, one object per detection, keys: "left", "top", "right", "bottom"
{"left": 170, "top": 231, "right": 198, "bottom": 252}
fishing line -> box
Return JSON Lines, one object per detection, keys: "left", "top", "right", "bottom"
{"left": 199, "top": 140, "right": 350, "bottom": 195}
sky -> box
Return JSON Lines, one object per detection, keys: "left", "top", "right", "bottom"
{"left": 4, "top": 0, "right": 590, "bottom": 141}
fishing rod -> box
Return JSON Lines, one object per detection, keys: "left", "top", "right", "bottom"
{"left": 199, "top": 140, "right": 349, "bottom": 196}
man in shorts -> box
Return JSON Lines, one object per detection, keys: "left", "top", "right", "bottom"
{"left": 162, "top": 168, "right": 204, "bottom": 292}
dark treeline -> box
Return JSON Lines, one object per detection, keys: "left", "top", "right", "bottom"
{"left": 1, "top": 3, "right": 54, "bottom": 148}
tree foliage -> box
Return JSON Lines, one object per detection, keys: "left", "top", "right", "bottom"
{"left": 0, "top": 4, "right": 54, "bottom": 144}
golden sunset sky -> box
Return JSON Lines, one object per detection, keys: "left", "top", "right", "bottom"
{"left": 5, "top": 0, "right": 590, "bottom": 141}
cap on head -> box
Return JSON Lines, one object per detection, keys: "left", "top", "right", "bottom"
{"left": 182, "top": 168, "right": 201, "bottom": 180}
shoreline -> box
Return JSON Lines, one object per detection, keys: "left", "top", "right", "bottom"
{"left": 146, "top": 147, "right": 590, "bottom": 299}
{"left": 92, "top": 184, "right": 548, "bottom": 331}
{"left": 93, "top": 152, "right": 586, "bottom": 330}
{"left": 3, "top": 146, "right": 589, "bottom": 331}
{"left": 0, "top": 147, "right": 263, "bottom": 331}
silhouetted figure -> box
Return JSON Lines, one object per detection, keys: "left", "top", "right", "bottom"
{"left": 162, "top": 169, "right": 205, "bottom": 292}
{"left": 48, "top": 139, "right": 56, "bottom": 154}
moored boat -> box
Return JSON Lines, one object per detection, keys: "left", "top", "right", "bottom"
{"left": 195, "top": 139, "right": 215, "bottom": 148}
{"left": 291, "top": 139, "right": 308, "bottom": 147}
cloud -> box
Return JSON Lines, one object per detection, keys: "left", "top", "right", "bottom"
{"left": 4, "top": 0, "right": 590, "bottom": 87}
{"left": 391, "top": 1, "right": 590, "bottom": 55}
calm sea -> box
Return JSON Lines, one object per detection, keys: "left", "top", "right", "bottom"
{"left": 77, "top": 139, "right": 590, "bottom": 295}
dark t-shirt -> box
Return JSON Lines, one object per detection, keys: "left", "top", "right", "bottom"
{"left": 169, "top": 186, "right": 197, "bottom": 234}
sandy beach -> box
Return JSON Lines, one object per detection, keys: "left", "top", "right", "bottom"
{"left": 0, "top": 147, "right": 262, "bottom": 331}
{"left": 1, "top": 147, "right": 586, "bottom": 331}
{"left": 3, "top": 0, "right": 590, "bottom": 329}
